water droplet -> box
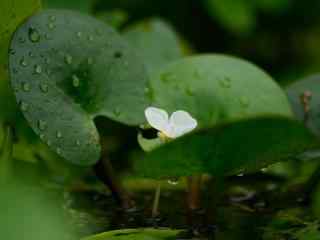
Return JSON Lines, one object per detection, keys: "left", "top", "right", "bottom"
{"left": 49, "top": 15, "right": 56, "bottom": 22}
{"left": 28, "top": 51, "right": 35, "bottom": 57}
{"left": 76, "top": 31, "right": 82, "bottom": 38}
{"left": 239, "top": 96, "right": 250, "bottom": 108}
{"left": 64, "top": 54, "right": 73, "bottom": 65}
{"left": 40, "top": 133, "right": 45, "bottom": 140}
{"left": 20, "top": 101, "right": 29, "bottom": 111}
{"left": 219, "top": 77, "right": 231, "bottom": 88}
{"left": 19, "top": 57, "right": 28, "bottom": 67}
{"left": 39, "top": 83, "right": 48, "bottom": 93}
{"left": 167, "top": 178, "right": 179, "bottom": 185}
{"left": 38, "top": 120, "right": 47, "bottom": 131}
{"left": 28, "top": 27, "right": 41, "bottom": 43}
{"left": 113, "top": 108, "right": 121, "bottom": 116}
{"left": 76, "top": 140, "right": 81, "bottom": 146}
{"left": 237, "top": 173, "right": 244, "bottom": 177}
{"left": 22, "top": 82, "right": 30, "bottom": 92}
{"left": 47, "top": 23, "right": 55, "bottom": 30}
{"left": 56, "top": 131, "right": 62, "bottom": 139}
{"left": 56, "top": 147, "right": 62, "bottom": 155}
{"left": 72, "top": 74, "right": 80, "bottom": 87}
{"left": 34, "top": 64, "right": 42, "bottom": 74}
{"left": 87, "top": 57, "right": 93, "bottom": 65}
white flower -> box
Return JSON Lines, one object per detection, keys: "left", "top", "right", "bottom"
{"left": 144, "top": 106, "right": 198, "bottom": 139}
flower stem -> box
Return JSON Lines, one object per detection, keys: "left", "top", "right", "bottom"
{"left": 152, "top": 182, "right": 161, "bottom": 218}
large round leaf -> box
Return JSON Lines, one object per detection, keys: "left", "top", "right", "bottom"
{"left": 9, "top": 10, "right": 149, "bottom": 166}
{"left": 148, "top": 55, "right": 293, "bottom": 128}
{"left": 123, "top": 18, "right": 183, "bottom": 75}
{"left": 286, "top": 74, "right": 320, "bottom": 137}
{"left": 134, "top": 55, "right": 317, "bottom": 178}
{"left": 83, "top": 228, "right": 182, "bottom": 240}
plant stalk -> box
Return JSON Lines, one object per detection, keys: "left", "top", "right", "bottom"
{"left": 187, "top": 175, "right": 202, "bottom": 211}
{"left": 94, "top": 155, "right": 134, "bottom": 210}
{"left": 152, "top": 182, "right": 161, "bottom": 218}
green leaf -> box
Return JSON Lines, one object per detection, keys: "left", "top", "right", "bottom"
{"left": 134, "top": 55, "right": 317, "bottom": 178}
{"left": 204, "top": 0, "right": 256, "bottom": 35}
{"left": 286, "top": 74, "right": 320, "bottom": 137}
{"left": 149, "top": 55, "right": 293, "bottom": 128}
{"left": 123, "top": 19, "right": 183, "bottom": 75}
{"left": 136, "top": 118, "right": 316, "bottom": 178}
{"left": 9, "top": 10, "right": 149, "bottom": 166}
{"left": 0, "top": 0, "right": 41, "bottom": 122}
{"left": 83, "top": 228, "right": 182, "bottom": 240}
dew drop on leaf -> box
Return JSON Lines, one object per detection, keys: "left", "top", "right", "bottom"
{"left": 64, "top": 54, "right": 73, "bottom": 65}
{"left": 34, "top": 64, "right": 42, "bottom": 74}
{"left": 39, "top": 83, "right": 48, "bottom": 93}
{"left": 38, "top": 119, "right": 47, "bottom": 131}
{"left": 219, "top": 77, "right": 231, "bottom": 88}
{"left": 19, "top": 57, "right": 28, "bottom": 67}
{"left": 88, "top": 35, "right": 94, "bottom": 41}
{"left": 28, "top": 27, "right": 41, "bottom": 43}
{"left": 40, "top": 133, "right": 45, "bottom": 140}
{"left": 113, "top": 108, "right": 121, "bottom": 116}
{"left": 56, "top": 131, "right": 62, "bottom": 139}
{"left": 72, "top": 74, "right": 80, "bottom": 87}
{"left": 47, "top": 23, "right": 56, "bottom": 30}
{"left": 48, "top": 15, "right": 56, "bottom": 22}
{"left": 22, "top": 82, "right": 31, "bottom": 92}
{"left": 20, "top": 101, "right": 29, "bottom": 111}
{"left": 76, "top": 31, "right": 82, "bottom": 38}
{"left": 56, "top": 147, "right": 62, "bottom": 155}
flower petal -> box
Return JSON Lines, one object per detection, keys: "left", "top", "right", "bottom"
{"left": 168, "top": 110, "right": 198, "bottom": 138}
{"left": 145, "top": 106, "right": 169, "bottom": 132}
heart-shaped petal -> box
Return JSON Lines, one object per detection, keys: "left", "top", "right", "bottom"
{"left": 145, "top": 106, "right": 169, "bottom": 132}
{"left": 166, "top": 110, "right": 198, "bottom": 138}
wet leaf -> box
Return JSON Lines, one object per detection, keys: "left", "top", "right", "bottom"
{"left": 9, "top": 10, "right": 149, "bottom": 166}
{"left": 134, "top": 55, "right": 318, "bottom": 178}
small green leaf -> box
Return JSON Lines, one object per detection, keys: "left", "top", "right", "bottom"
{"left": 9, "top": 10, "right": 149, "bottom": 166}
{"left": 134, "top": 55, "right": 317, "bottom": 178}
{"left": 124, "top": 19, "right": 183, "bottom": 75}
{"left": 83, "top": 228, "right": 182, "bottom": 240}
{"left": 286, "top": 74, "right": 320, "bottom": 137}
